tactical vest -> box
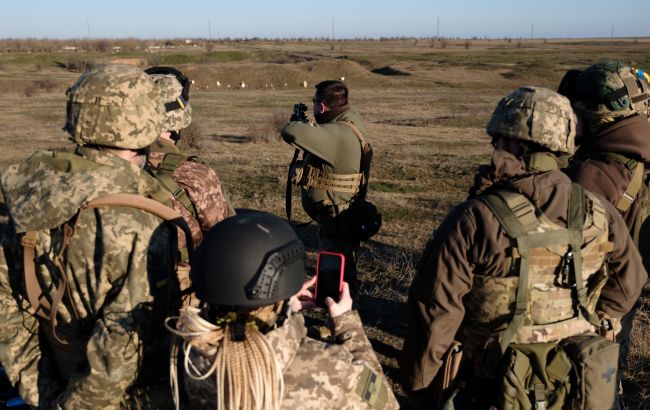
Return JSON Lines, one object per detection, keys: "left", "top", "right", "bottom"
{"left": 21, "top": 194, "right": 192, "bottom": 380}
{"left": 462, "top": 184, "right": 612, "bottom": 351}
{"left": 291, "top": 121, "right": 373, "bottom": 207}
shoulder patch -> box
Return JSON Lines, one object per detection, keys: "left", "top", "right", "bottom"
{"left": 355, "top": 366, "right": 389, "bottom": 409}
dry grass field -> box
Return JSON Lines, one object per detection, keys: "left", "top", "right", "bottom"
{"left": 1, "top": 38, "right": 649, "bottom": 408}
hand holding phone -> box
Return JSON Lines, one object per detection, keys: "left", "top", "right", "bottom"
{"left": 325, "top": 281, "right": 352, "bottom": 318}
{"left": 315, "top": 251, "right": 345, "bottom": 308}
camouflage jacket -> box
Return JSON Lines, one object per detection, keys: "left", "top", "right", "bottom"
{"left": 282, "top": 108, "right": 368, "bottom": 219}
{"left": 0, "top": 147, "right": 178, "bottom": 409}
{"left": 185, "top": 311, "right": 399, "bottom": 409}
{"left": 148, "top": 137, "right": 235, "bottom": 250}
{"left": 399, "top": 150, "right": 647, "bottom": 395}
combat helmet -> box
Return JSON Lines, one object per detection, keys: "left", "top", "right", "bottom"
{"left": 64, "top": 64, "right": 164, "bottom": 149}
{"left": 486, "top": 86, "right": 577, "bottom": 154}
{"left": 145, "top": 66, "right": 192, "bottom": 131}
{"left": 572, "top": 61, "right": 650, "bottom": 122}
{"left": 190, "top": 211, "right": 305, "bottom": 308}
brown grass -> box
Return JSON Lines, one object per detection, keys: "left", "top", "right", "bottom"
{"left": 624, "top": 289, "right": 650, "bottom": 409}
{"left": 246, "top": 111, "right": 288, "bottom": 143}
{"left": 1, "top": 38, "right": 650, "bottom": 407}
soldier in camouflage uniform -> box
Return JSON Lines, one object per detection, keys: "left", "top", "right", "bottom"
{"left": 166, "top": 211, "right": 399, "bottom": 410}
{"left": 0, "top": 65, "right": 181, "bottom": 409}
{"left": 562, "top": 61, "right": 650, "bottom": 386}
{"left": 399, "top": 87, "right": 646, "bottom": 409}
{"left": 145, "top": 67, "right": 235, "bottom": 251}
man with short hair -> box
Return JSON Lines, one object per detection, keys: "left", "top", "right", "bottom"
{"left": 282, "top": 80, "right": 375, "bottom": 297}
{"left": 400, "top": 87, "right": 646, "bottom": 409}
{"left": 0, "top": 65, "right": 181, "bottom": 408}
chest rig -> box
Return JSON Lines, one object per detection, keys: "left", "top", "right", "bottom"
{"left": 463, "top": 184, "right": 613, "bottom": 351}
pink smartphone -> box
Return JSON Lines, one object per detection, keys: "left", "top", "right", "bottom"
{"left": 315, "top": 251, "right": 345, "bottom": 308}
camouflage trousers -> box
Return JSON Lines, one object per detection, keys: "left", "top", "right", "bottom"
{"left": 318, "top": 213, "right": 360, "bottom": 299}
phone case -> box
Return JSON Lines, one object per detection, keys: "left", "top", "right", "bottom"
{"left": 315, "top": 251, "right": 345, "bottom": 304}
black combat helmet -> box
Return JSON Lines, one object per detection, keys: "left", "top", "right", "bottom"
{"left": 191, "top": 211, "right": 305, "bottom": 308}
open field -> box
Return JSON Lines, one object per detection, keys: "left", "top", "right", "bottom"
{"left": 1, "top": 38, "right": 649, "bottom": 408}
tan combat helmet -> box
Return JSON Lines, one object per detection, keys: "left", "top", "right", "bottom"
{"left": 486, "top": 86, "right": 577, "bottom": 154}
{"left": 572, "top": 61, "right": 650, "bottom": 123}
{"left": 64, "top": 64, "right": 164, "bottom": 149}
{"left": 145, "top": 66, "right": 192, "bottom": 131}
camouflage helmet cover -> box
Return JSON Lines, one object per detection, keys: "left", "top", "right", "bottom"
{"left": 572, "top": 60, "right": 650, "bottom": 120}
{"left": 150, "top": 73, "right": 192, "bottom": 131}
{"left": 486, "top": 86, "right": 577, "bottom": 154}
{"left": 64, "top": 64, "right": 164, "bottom": 149}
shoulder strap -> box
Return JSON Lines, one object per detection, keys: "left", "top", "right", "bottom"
{"left": 151, "top": 153, "right": 198, "bottom": 218}
{"left": 22, "top": 194, "right": 192, "bottom": 338}
{"left": 616, "top": 160, "right": 644, "bottom": 213}
{"left": 340, "top": 121, "right": 369, "bottom": 152}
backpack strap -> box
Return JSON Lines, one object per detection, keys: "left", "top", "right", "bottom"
{"left": 616, "top": 160, "right": 644, "bottom": 213}
{"left": 151, "top": 153, "right": 198, "bottom": 218}
{"left": 22, "top": 193, "right": 192, "bottom": 343}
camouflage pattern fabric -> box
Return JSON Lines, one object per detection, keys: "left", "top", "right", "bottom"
{"left": 573, "top": 61, "right": 648, "bottom": 121}
{"left": 464, "top": 190, "right": 611, "bottom": 343}
{"left": 486, "top": 86, "right": 576, "bottom": 154}
{"left": 1, "top": 147, "right": 166, "bottom": 233}
{"left": 0, "top": 148, "right": 178, "bottom": 409}
{"left": 150, "top": 74, "right": 192, "bottom": 131}
{"left": 148, "top": 138, "right": 235, "bottom": 250}
{"left": 183, "top": 311, "right": 399, "bottom": 409}
{"left": 65, "top": 65, "right": 164, "bottom": 149}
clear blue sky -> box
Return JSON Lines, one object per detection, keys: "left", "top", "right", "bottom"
{"left": 2, "top": 0, "right": 649, "bottom": 39}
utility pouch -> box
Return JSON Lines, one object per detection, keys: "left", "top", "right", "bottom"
{"left": 349, "top": 199, "right": 382, "bottom": 241}
{"left": 432, "top": 341, "right": 464, "bottom": 407}
{"left": 498, "top": 342, "right": 572, "bottom": 410}
{"left": 560, "top": 333, "right": 619, "bottom": 410}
